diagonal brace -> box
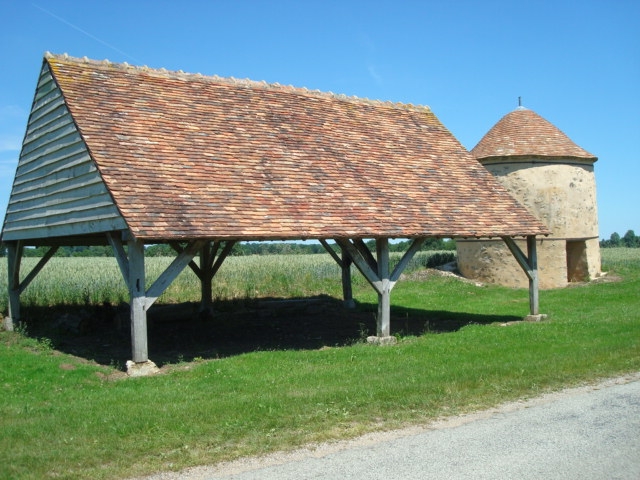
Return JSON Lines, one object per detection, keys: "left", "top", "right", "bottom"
{"left": 502, "top": 236, "right": 540, "bottom": 316}
{"left": 145, "top": 239, "right": 207, "bottom": 309}
{"left": 335, "top": 238, "right": 383, "bottom": 294}
{"left": 502, "top": 236, "right": 534, "bottom": 280}
{"left": 17, "top": 245, "right": 59, "bottom": 295}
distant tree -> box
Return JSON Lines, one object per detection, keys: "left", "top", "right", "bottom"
{"left": 601, "top": 232, "right": 620, "bottom": 248}
{"left": 23, "top": 246, "right": 50, "bottom": 257}
{"left": 69, "top": 246, "right": 112, "bottom": 257}
{"left": 610, "top": 232, "right": 621, "bottom": 247}
{"left": 600, "top": 231, "right": 640, "bottom": 248}
{"left": 623, "top": 230, "right": 639, "bottom": 248}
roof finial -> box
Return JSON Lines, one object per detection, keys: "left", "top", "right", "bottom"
{"left": 518, "top": 96, "right": 522, "bottom": 107}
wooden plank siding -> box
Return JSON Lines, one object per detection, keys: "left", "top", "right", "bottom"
{"left": 1, "top": 62, "right": 126, "bottom": 242}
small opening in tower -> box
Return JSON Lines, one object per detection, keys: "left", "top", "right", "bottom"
{"left": 566, "top": 240, "right": 589, "bottom": 282}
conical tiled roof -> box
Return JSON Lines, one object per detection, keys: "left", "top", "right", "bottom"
{"left": 471, "top": 107, "right": 596, "bottom": 161}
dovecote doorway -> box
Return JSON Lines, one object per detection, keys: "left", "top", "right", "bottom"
{"left": 566, "top": 240, "right": 589, "bottom": 282}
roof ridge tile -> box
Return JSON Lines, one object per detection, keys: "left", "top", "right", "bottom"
{"left": 45, "top": 52, "right": 432, "bottom": 113}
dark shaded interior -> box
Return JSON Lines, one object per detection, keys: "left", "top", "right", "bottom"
{"left": 17, "top": 296, "right": 522, "bottom": 370}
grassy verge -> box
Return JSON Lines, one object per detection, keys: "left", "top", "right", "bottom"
{"left": 1, "top": 250, "right": 639, "bottom": 479}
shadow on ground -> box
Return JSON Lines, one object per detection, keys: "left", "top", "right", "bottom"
{"left": 19, "top": 296, "right": 521, "bottom": 369}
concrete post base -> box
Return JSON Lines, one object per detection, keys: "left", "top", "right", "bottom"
{"left": 524, "top": 314, "right": 548, "bottom": 322}
{"left": 126, "top": 360, "right": 160, "bottom": 377}
{"left": 367, "top": 335, "right": 397, "bottom": 346}
{"left": 3, "top": 317, "right": 15, "bottom": 332}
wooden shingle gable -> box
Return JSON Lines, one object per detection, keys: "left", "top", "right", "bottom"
{"left": 41, "top": 53, "right": 549, "bottom": 242}
{"left": 1, "top": 60, "right": 127, "bottom": 242}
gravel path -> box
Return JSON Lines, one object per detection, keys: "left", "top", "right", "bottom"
{"left": 130, "top": 372, "right": 640, "bottom": 480}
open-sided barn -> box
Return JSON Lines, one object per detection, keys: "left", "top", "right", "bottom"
{"left": 2, "top": 53, "right": 549, "bottom": 370}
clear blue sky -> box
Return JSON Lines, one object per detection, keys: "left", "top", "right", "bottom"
{"left": 1, "top": 1, "right": 638, "bottom": 239}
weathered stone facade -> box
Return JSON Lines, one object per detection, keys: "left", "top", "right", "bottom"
{"left": 457, "top": 108, "right": 601, "bottom": 289}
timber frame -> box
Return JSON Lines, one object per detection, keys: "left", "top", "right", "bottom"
{"left": 4, "top": 232, "right": 541, "bottom": 365}
{"left": 3, "top": 53, "right": 550, "bottom": 371}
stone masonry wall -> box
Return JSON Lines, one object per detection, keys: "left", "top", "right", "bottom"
{"left": 456, "top": 157, "right": 601, "bottom": 289}
{"left": 457, "top": 238, "right": 567, "bottom": 289}
{"left": 484, "top": 159, "right": 599, "bottom": 239}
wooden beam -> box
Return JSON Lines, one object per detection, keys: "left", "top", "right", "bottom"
{"left": 390, "top": 237, "right": 426, "bottom": 284}
{"left": 320, "top": 239, "right": 354, "bottom": 307}
{"left": 171, "top": 241, "right": 203, "bottom": 279}
{"left": 336, "top": 238, "right": 391, "bottom": 335}
{"left": 210, "top": 240, "right": 236, "bottom": 278}
{"left": 5, "top": 242, "right": 61, "bottom": 330}
{"left": 502, "top": 236, "right": 534, "bottom": 280}
{"left": 197, "top": 240, "right": 235, "bottom": 311}
{"left": 335, "top": 239, "right": 383, "bottom": 294}
{"left": 9, "top": 240, "right": 23, "bottom": 291}
{"left": 6, "top": 241, "right": 23, "bottom": 330}
{"left": 502, "top": 236, "right": 540, "bottom": 316}
{"left": 200, "top": 242, "right": 213, "bottom": 310}
{"left": 334, "top": 238, "right": 396, "bottom": 336}
{"left": 145, "top": 239, "right": 207, "bottom": 310}
{"left": 17, "top": 246, "right": 59, "bottom": 295}
{"left": 376, "top": 238, "right": 391, "bottom": 337}
{"left": 341, "top": 252, "right": 354, "bottom": 308}
{"left": 339, "top": 237, "right": 432, "bottom": 338}
{"left": 320, "top": 239, "right": 343, "bottom": 266}
{"left": 106, "top": 232, "right": 129, "bottom": 284}
{"left": 353, "top": 239, "right": 378, "bottom": 272}
{"left": 527, "top": 236, "right": 540, "bottom": 315}
{"left": 119, "top": 237, "right": 211, "bottom": 361}
{"left": 128, "top": 238, "right": 148, "bottom": 363}
{"left": 12, "top": 234, "right": 113, "bottom": 247}
{"left": 208, "top": 241, "right": 221, "bottom": 268}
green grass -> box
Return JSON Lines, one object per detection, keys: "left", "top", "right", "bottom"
{"left": 0, "top": 249, "right": 639, "bottom": 479}
{"left": 600, "top": 247, "right": 640, "bottom": 272}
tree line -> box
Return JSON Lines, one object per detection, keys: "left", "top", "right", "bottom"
{"left": 6, "top": 237, "right": 456, "bottom": 258}
{"left": 3, "top": 231, "right": 637, "bottom": 257}
{"left": 600, "top": 230, "right": 639, "bottom": 248}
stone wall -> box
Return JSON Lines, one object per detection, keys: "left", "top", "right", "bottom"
{"left": 456, "top": 157, "right": 601, "bottom": 289}
{"left": 483, "top": 158, "right": 599, "bottom": 239}
{"left": 457, "top": 238, "right": 567, "bottom": 289}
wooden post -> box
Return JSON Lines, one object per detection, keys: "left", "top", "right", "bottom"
{"left": 320, "top": 239, "right": 355, "bottom": 308}
{"left": 4, "top": 242, "right": 59, "bottom": 331}
{"left": 127, "top": 238, "right": 148, "bottom": 363}
{"left": 341, "top": 252, "right": 355, "bottom": 309}
{"left": 335, "top": 237, "right": 424, "bottom": 342}
{"left": 6, "top": 241, "right": 23, "bottom": 331}
{"left": 502, "top": 236, "right": 543, "bottom": 320}
{"left": 188, "top": 240, "right": 234, "bottom": 315}
{"left": 376, "top": 238, "right": 391, "bottom": 337}
{"left": 527, "top": 235, "right": 539, "bottom": 315}
{"left": 200, "top": 242, "right": 213, "bottom": 313}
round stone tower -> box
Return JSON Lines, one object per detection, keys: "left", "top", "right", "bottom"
{"left": 456, "top": 106, "right": 601, "bottom": 288}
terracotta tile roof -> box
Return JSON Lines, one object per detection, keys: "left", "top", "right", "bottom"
{"left": 45, "top": 53, "right": 549, "bottom": 240}
{"left": 471, "top": 107, "right": 597, "bottom": 161}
